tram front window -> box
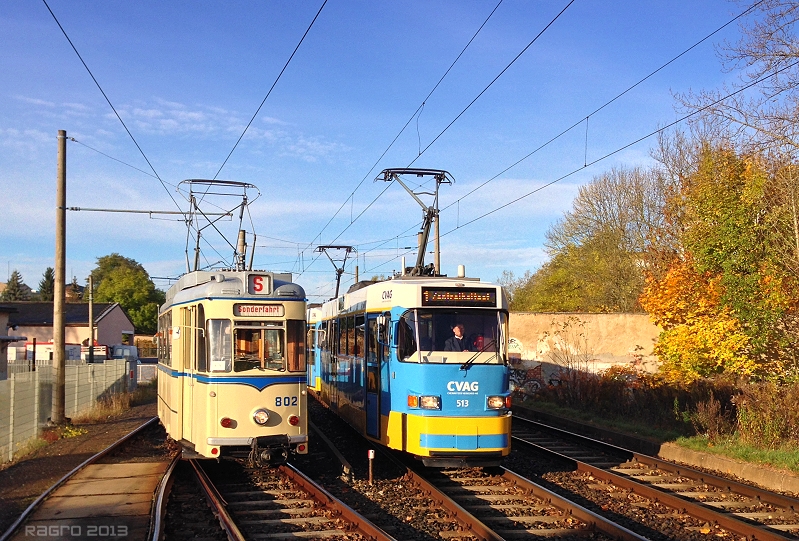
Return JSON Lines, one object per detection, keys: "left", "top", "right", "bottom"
{"left": 234, "top": 324, "right": 284, "bottom": 372}
{"left": 398, "top": 309, "right": 507, "bottom": 363}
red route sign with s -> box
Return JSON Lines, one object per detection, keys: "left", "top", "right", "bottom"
{"left": 248, "top": 274, "right": 271, "bottom": 295}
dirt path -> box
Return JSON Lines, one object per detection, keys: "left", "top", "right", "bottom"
{"left": 0, "top": 401, "right": 158, "bottom": 536}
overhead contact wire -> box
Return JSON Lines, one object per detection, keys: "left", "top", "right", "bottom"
{"left": 213, "top": 0, "right": 329, "bottom": 180}
{"left": 42, "top": 0, "right": 182, "bottom": 213}
{"left": 440, "top": 0, "right": 765, "bottom": 213}
{"left": 316, "top": 0, "right": 574, "bottom": 268}
{"left": 298, "top": 0, "right": 504, "bottom": 274}
{"left": 408, "top": 0, "right": 575, "bottom": 166}
{"left": 441, "top": 56, "right": 799, "bottom": 236}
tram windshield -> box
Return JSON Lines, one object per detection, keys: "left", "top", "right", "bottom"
{"left": 397, "top": 309, "right": 507, "bottom": 363}
{"left": 234, "top": 324, "right": 285, "bottom": 372}
{"left": 206, "top": 319, "right": 306, "bottom": 373}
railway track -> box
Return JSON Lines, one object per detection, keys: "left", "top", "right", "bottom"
{"left": 512, "top": 413, "right": 799, "bottom": 540}
{"left": 187, "top": 457, "right": 397, "bottom": 540}
{"left": 0, "top": 417, "right": 175, "bottom": 541}
{"left": 303, "top": 395, "right": 646, "bottom": 540}
{"left": 405, "top": 463, "right": 647, "bottom": 540}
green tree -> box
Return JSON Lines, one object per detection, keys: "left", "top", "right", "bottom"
{"left": 91, "top": 253, "right": 147, "bottom": 289}
{"left": 511, "top": 166, "right": 668, "bottom": 312}
{"left": 91, "top": 255, "right": 165, "bottom": 334}
{"left": 1, "top": 270, "right": 31, "bottom": 301}
{"left": 38, "top": 267, "right": 55, "bottom": 301}
{"left": 66, "top": 276, "right": 83, "bottom": 302}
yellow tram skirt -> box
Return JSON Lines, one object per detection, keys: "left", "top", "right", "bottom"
{"left": 387, "top": 412, "right": 511, "bottom": 457}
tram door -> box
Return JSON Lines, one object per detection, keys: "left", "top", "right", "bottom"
{"left": 365, "top": 315, "right": 382, "bottom": 438}
{"left": 181, "top": 307, "right": 194, "bottom": 443}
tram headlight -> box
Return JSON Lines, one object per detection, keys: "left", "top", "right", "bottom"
{"left": 253, "top": 409, "right": 270, "bottom": 426}
{"left": 407, "top": 395, "right": 440, "bottom": 410}
{"left": 486, "top": 395, "right": 507, "bottom": 410}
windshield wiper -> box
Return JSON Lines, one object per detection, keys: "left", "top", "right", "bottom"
{"left": 460, "top": 338, "right": 497, "bottom": 370}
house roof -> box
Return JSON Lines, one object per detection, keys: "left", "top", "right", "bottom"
{"left": 5, "top": 302, "right": 120, "bottom": 326}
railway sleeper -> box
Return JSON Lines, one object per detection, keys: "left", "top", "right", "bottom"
{"left": 245, "top": 529, "right": 352, "bottom": 539}
{"left": 239, "top": 517, "right": 342, "bottom": 526}
{"left": 494, "top": 527, "right": 595, "bottom": 537}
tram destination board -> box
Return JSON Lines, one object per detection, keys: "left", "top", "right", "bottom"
{"left": 421, "top": 287, "right": 496, "bottom": 307}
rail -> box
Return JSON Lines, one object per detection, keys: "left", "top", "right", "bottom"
{"left": 513, "top": 414, "right": 799, "bottom": 540}
{"left": 0, "top": 417, "right": 160, "bottom": 541}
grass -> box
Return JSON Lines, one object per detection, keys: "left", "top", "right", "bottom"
{"left": 71, "top": 382, "right": 156, "bottom": 423}
{"left": 515, "top": 397, "right": 686, "bottom": 442}
{"left": 8, "top": 438, "right": 48, "bottom": 464}
{"left": 517, "top": 396, "right": 799, "bottom": 474}
{"left": 676, "top": 435, "right": 799, "bottom": 474}
{"left": 72, "top": 393, "right": 132, "bottom": 423}
{"left": 131, "top": 381, "right": 157, "bottom": 406}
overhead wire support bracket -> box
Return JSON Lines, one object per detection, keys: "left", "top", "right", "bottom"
{"left": 177, "top": 179, "right": 261, "bottom": 272}
{"left": 376, "top": 169, "right": 453, "bottom": 277}
{"left": 66, "top": 207, "right": 232, "bottom": 217}
{"left": 316, "top": 245, "right": 354, "bottom": 300}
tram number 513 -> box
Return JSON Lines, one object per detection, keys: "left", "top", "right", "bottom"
{"left": 456, "top": 399, "right": 469, "bottom": 408}
{"left": 276, "top": 396, "right": 298, "bottom": 407}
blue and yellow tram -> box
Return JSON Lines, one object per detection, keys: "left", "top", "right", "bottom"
{"left": 157, "top": 269, "right": 308, "bottom": 465}
{"left": 308, "top": 271, "right": 512, "bottom": 467}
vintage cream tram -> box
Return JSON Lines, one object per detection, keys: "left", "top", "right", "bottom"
{"left": 157, "top": 269, "right": 308, "bottom": 465}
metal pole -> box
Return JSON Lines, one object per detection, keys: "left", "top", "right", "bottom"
{"left": 53, "top": 130, "right": 66, "bottom": 424}
{"left": 434, "top": 209, "right": 440, "bottom": 275}
{"left": 88, "top": 275, "right": 94, "bottom": 364}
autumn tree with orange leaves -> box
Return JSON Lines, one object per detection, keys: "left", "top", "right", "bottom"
{"left": 642, "top": 146, "right": 799, "bottom": 382}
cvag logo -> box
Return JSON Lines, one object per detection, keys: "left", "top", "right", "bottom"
{"left": 447, "top": 381, "right": 479, "bottom": 392}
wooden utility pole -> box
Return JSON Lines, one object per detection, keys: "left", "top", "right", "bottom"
{"left": 53, "top": 129, "right": 66, "bottom": 424}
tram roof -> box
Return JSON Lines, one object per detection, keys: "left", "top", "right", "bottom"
{"left": 163, "top": 269, "right": 305, "bottom": 308}
{"left": 317, "top": 274, "right": 507, "bottom": 317}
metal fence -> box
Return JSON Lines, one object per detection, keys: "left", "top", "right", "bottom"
{"left": 0, "top": 360, "right": 130, "bottom": 463}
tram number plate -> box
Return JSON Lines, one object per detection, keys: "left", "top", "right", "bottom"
{"left": 276, "top": 396, "right": 298, "bottom": 407}
{"left": 456, "top": 399, "right": 469, "bottom": 408}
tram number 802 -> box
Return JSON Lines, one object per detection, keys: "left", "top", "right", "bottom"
{"left": 276, "top": 396, "right": 298, "bottom": 407}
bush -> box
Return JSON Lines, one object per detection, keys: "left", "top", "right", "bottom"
{"left": 735, "top": 383, "right": 799, "bottom": 449}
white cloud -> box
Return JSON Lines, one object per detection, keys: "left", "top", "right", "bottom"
{"left": 132, "top": 108, "right": 164, "bottom": 119}
{"left": 0, "top": 127, "right": 52, "bottom": 156}
{"left": 261, "top": 116, "right": 290, "bottom": 126}
{"left": 13, "top": 95, "right": 55, "bottom": 107}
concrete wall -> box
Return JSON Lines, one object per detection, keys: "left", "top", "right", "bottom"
{"left": 508, "top": 312, "right": 662, "bottom": 377}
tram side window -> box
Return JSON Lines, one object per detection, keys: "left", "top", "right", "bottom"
{"left": 346, "top": 316, "right": 356, "bottom": 355}
{"left": 337, "top": 317, "right": 347, "bottom": 355}
{"left": 324, "top": 320, "right": 334, "bottom": 353}
{"left": 207, "top": 319, "right": 232, "bottom": 372}
{"left": 354, "top": 314, "right": 364, "bottom": 357}
{"left": 158, "top": 312, "right": 172, "bottom": 367}
{"left": 286, "top": 320, "right": 306, "bottom": 372}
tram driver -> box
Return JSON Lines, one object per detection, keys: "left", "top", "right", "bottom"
{"left": 444, "top": 323, "right": 474, "bottom": 352}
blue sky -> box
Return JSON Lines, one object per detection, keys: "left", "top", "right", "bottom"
{"left": 1, "top": 1, "right": 748, "bottom": 301}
